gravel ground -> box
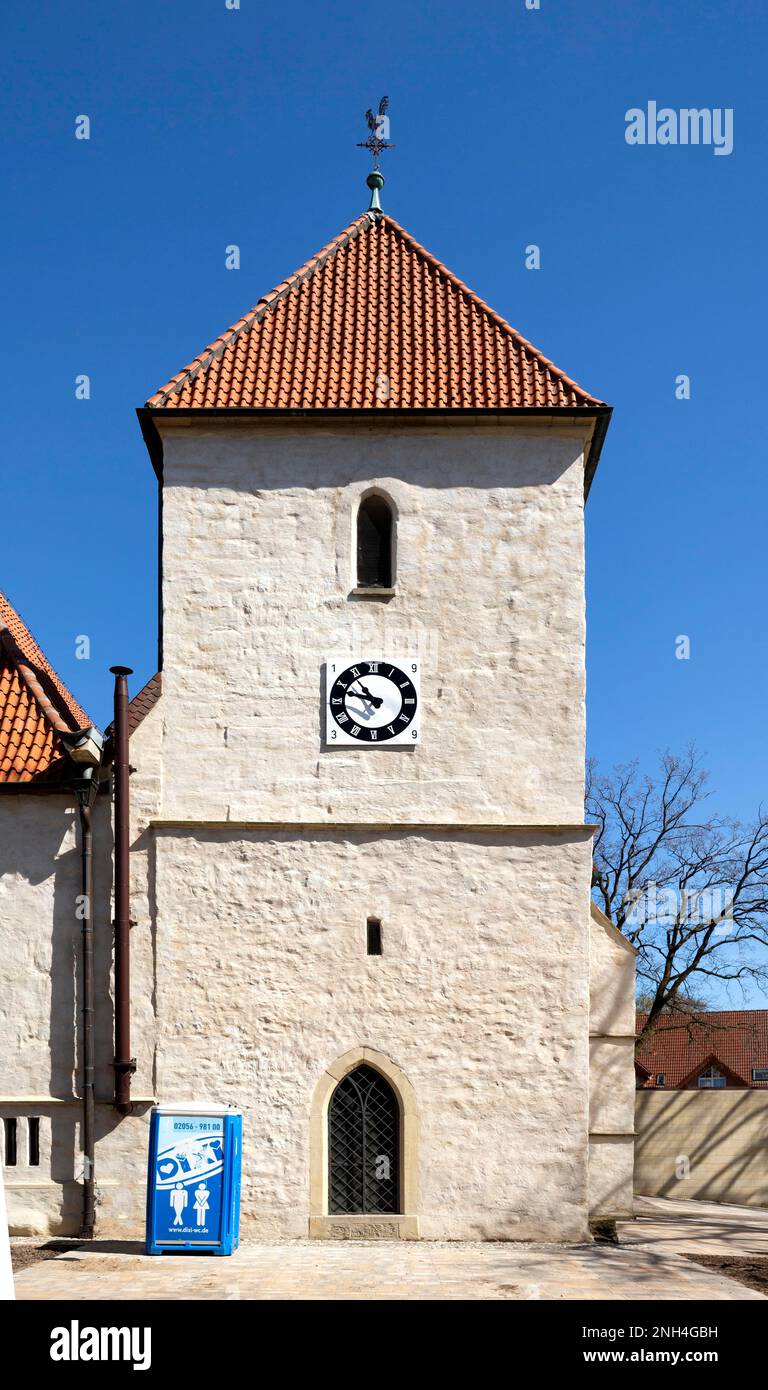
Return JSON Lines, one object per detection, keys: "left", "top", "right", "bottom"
{"left": 10, "top": 1241, "right": 83, "bottom": 1274}
{"left": 686, "top": 1254, "right": 768, "bottom": 1297}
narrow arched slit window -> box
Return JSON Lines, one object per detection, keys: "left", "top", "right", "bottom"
{"left": 357, "top": 494, "right": 393, "bottom": 588}
{"left": 367, "top": 917, "right": 383, "bottom": 955}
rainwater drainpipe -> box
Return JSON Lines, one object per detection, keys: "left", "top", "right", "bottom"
{"left": 110, "top": 666, "right": 136, "bottom": 1115}
{"left": 74, "top": 769, "right": 98, "bottom": 1238}
{"left": 59, "top": 726, "right": 104, "bottom": 1243}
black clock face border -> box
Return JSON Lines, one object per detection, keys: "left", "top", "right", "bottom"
{"left": 326, "top": 659, "right": 420, "bottom": 745}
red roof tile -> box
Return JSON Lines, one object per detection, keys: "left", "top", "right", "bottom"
{"left": 0, "top": 591, "right": 91, "bottom": 785}
{"left": 636, "top": 1011, "right": 768, "bottom": 1089}
{"left": 124, "top": 671, "right": 162, "bottom": 735}
{"left": 103, "top": 671, "right": 162, "bottom": 761}
{"left": 147, "top": 213, "right": 604, "bottom": 413}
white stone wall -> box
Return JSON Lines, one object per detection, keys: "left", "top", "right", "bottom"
{"left": 147, "top": 420, "right": 598, "bottom": 1240}
{"left": 0, "top": 698, "right": 162, "bottom": 1236}
{"left": 152, "top": 827, "right": 593, "bottom": 1240}
{"left": 0, "top": 415, "right": 628, "bottom": 1243}
{"left": 157, "top": 422, "right": 589, "bottom": 825}
{"left": 0, "top": 793, "right": 112, "bottom": 1233}
{"left": 588, "top": 904, "right": 636, "bottom": 1220}
{"left": 0, "top": 796, "right": 81, "bottom": 1097}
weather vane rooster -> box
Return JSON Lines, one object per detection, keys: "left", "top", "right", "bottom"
{"left": 357, "top": 96, "right": 395, "bottom": 169}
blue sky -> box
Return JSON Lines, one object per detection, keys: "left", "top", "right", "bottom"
{"left": 2, "top": 2, "right": 765, "bottom": 844}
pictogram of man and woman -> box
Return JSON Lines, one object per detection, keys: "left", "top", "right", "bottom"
{"left": 169, "top": 1180, "right": 211, "bottom": 1228}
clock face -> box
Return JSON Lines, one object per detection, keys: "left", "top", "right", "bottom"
{"left": 326, "top": 659, "right": 420, "bottom": 745}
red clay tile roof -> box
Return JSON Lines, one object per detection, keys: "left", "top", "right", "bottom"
{"left": 103, "top": 671, "right": 162, "bottom": 760}
{"left": 147, "top": 213, "right": 604, "bottom": 412}
{"left": 636, "top": 1011, "right": 768, "bottom": 1089}
{"left": 0, "top": 591, "right": 91, "bottom": 785}
{"left": 124, "top": 672, "right": 162, "bottom": 735}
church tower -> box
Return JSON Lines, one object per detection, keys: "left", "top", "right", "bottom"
{"left": 130, "top": 169, "right": 618, "bottom": 1240}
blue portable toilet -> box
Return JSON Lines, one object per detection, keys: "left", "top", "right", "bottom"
{"left": 146, "top": 1104, "right": 242, "bottom": 1256}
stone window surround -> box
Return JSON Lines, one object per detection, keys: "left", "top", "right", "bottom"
{"left": 1, "top": 1112, "right": 44, "bottom": 1169}
{"left": 309, "top": 1046, "right": 419, "bottom": 1239}
{"left": 344, "top": 482, "right": 400, "bottom": 599}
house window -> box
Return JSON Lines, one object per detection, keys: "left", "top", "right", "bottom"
{"left": 328, "top": 1066, "right": 399, "bottom": 1215}
{"left": 752, "top": 1068, "right": 768, "bottom": 1083}
{"left": 356, "top": 494, "right": 393, "bottom": 589}
{"left": 3, "top": 1118, "right": 17, "bottom": 1166}
{"left": 366, "top": 917, "right": 383, "bottom": 955}
{"left": 28, "top": 1118, "right": 40, "bottom": 1167}
{"left": 655, "top": 1074, "right": 665, "bottom": 1087}
{"left": 697, "top": 1064, "right": 726, "bottom": 1089}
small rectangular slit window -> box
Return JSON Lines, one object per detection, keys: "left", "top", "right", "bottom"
{"left": 366, "top": 917, "right": 383, "bottom": 956}
{"left": 28, "top": 1118, "right": 40, "bottom": 1167}
{"left": 3, "top": 1118, "right": 17, "bottom": 1167}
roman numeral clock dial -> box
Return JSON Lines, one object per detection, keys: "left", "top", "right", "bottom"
{"left": 326, "top": 659, "right": 420, "bottom": 745}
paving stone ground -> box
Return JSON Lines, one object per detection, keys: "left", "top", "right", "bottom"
{"left": 619, "top": 1196, "right": 768, "bottom": 1256}
{"left": 10, "top": 1238, "right": 763, "bottom": 1301}
{"left": 13, "top": 1198, "right": 768, "bottom": 1301}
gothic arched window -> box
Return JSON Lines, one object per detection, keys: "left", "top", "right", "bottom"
{"left": 356, "top": 494, "right": 394, "bottom": 589}
{"left": 328, "top": 1065, "right": 400, "bottom": 1214}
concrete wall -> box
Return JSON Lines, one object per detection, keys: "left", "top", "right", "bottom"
{"left": 588, "top": 903, "right": 636, "bottom": 1220}
{"left": 157, "top": 421, "right": 589, "bottom": 824}
{"left": 635, "top": 1090, "right": 768, "bottom": 1208}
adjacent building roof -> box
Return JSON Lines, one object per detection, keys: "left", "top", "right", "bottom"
{"left": 124, "top": 672, "right": 162, "bottom": 735}
{"left": 636, "top": 1010, "right": 768, "bottom": 1089}
{"left": 0, "top": 591, "right": 91, "bottom": 785}
{"left": 147, "top": 213, "right": 605, "bottom": 415}
{"left": 103, "top": 671, "right": 162, "bottom": 764}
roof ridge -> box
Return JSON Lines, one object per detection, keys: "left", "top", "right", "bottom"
{"left": 148, "top": 215, "right": 373, "bottom": 407}
{"left": 379, "top": 215, "right": 601, "bottom": 404}
{"left": 0, "top": 626, "right": 72, "bottom": 734}
{"left": 637, "top": 1009, "right": 768, "bottom": 1022}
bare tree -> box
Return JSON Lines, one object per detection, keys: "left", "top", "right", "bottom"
{"left": 586, "top": 747, "right": 768, "bottom": 1048}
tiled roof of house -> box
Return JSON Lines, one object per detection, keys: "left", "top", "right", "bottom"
{"left": 125, "top": 672, "right": 162, "bottom": 735}
{"left": 147, "top": 213, "right": 605, "bottom": 413}
{"left": 0, "top": 591, "right": 91, "bottom": 785}
{"left": 103, "top": 671, "right": 162, "bottom": 761}
{"left": 636, "top": 1010, "right": 768, "bottom": 1089}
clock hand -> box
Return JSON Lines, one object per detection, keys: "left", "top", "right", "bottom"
{"left": 348, "top": 684, "right": 383, "bottom": 709}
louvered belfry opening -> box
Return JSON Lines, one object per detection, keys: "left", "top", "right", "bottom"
{"left": 328, "top": 1065, "right": 400, "bottom": 1215}
{"left": 357, "top": 495, "right": 393, "bottom": 588}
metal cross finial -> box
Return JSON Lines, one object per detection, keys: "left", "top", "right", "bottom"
{"left": 357, "top": 96, "right": 395, "bottom": 170}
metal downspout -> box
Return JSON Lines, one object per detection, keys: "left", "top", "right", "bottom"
{"left": 76, "top": 772, "right": 97, "bottom": 1239}
{"left": 110, "top": 665, "right": 136, "bottom": 1114}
